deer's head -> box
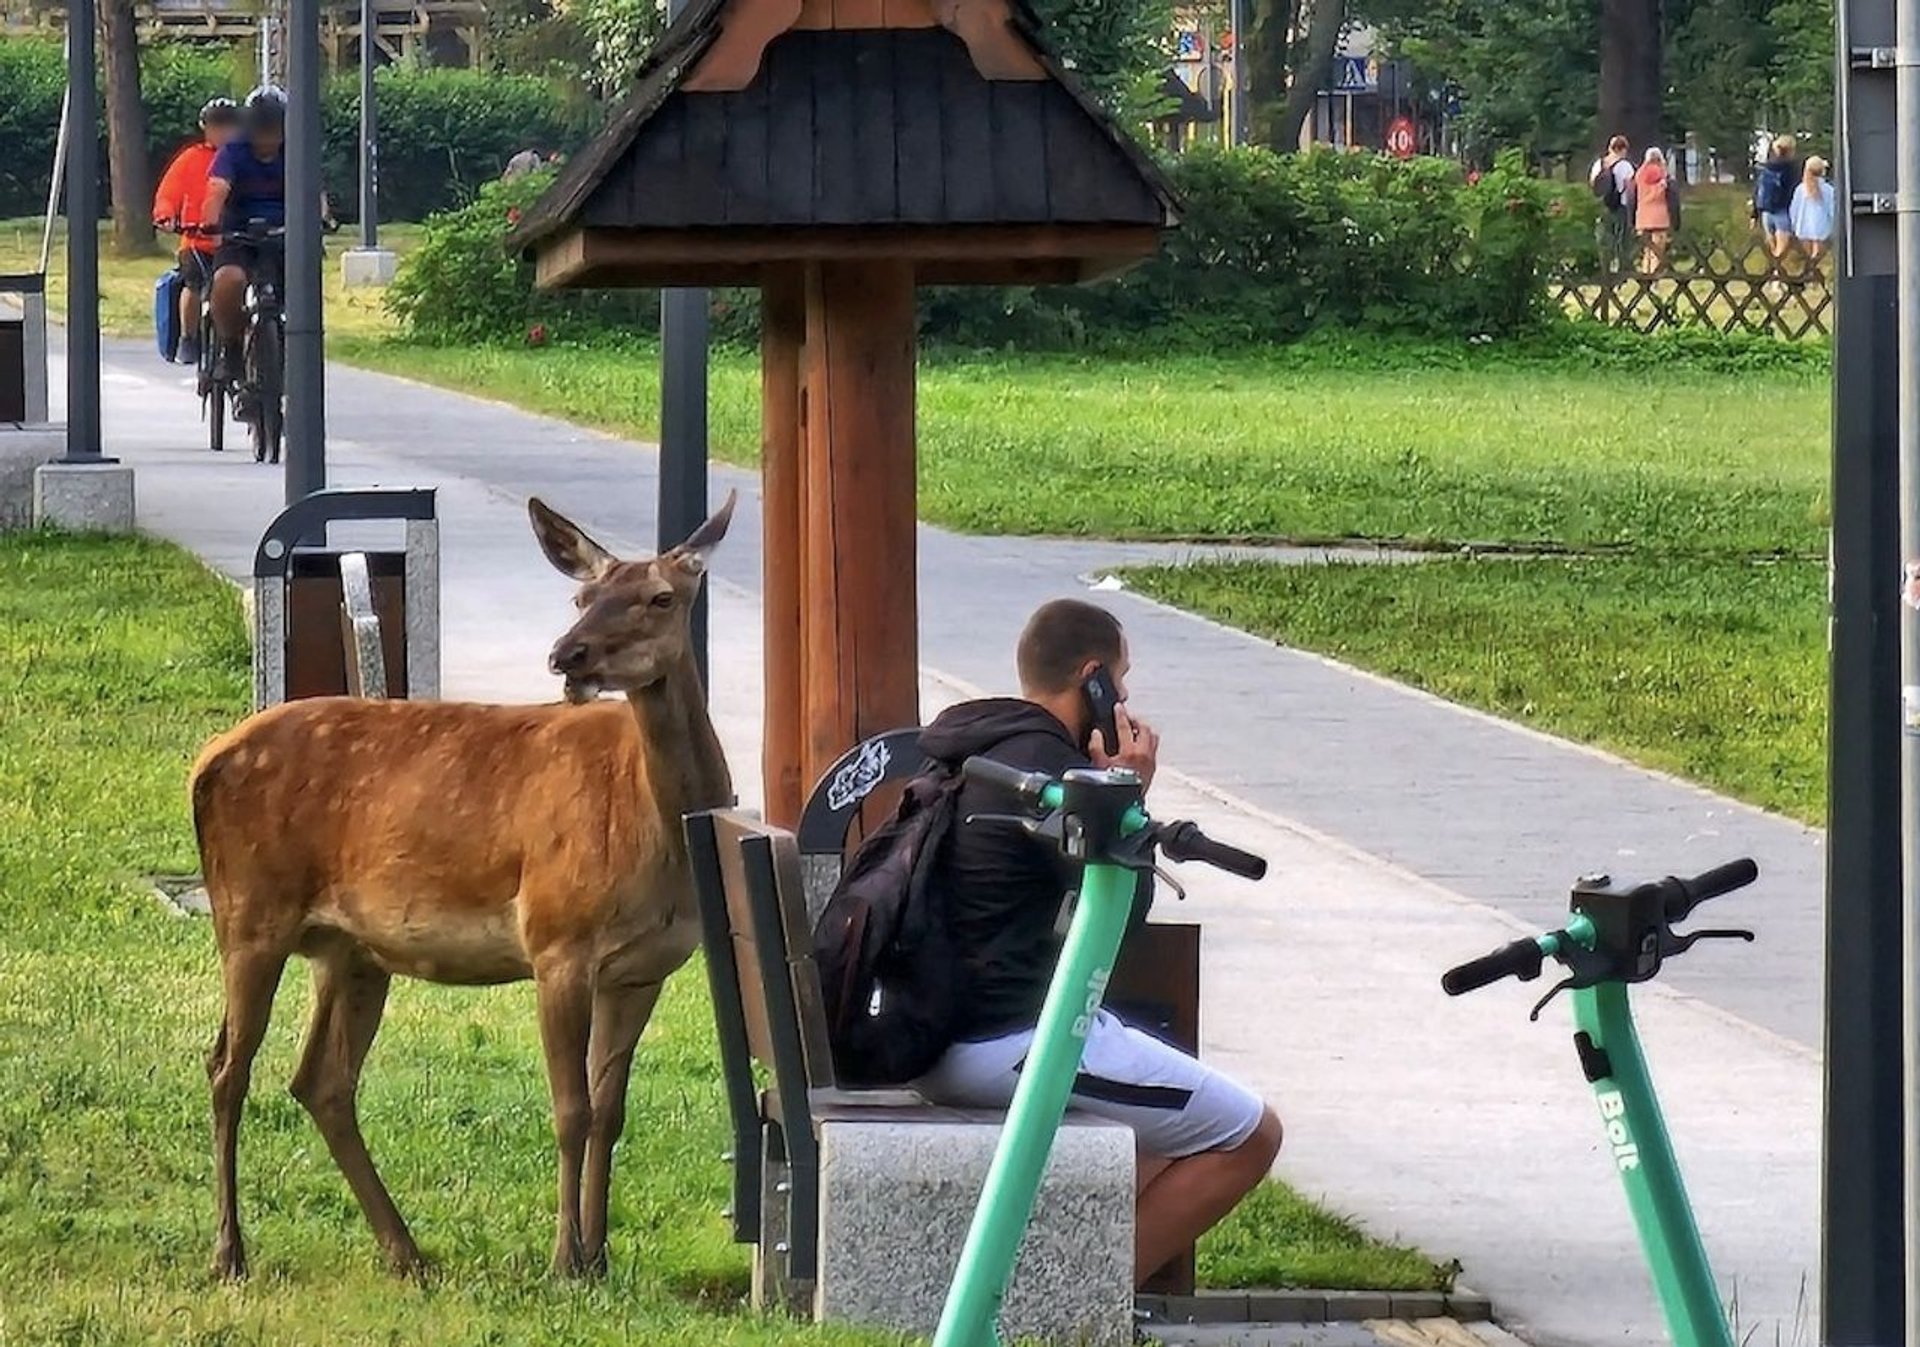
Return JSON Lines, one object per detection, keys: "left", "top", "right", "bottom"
{"left": 529, "top": 491, "right": 737, "bottom": 703}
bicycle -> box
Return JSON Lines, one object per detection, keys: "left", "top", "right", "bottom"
{"left": 1442, "top": 858, "right": 1760, "bottom": 1347}
{"left": 222, "top": 219, "right": 288, "bottom": 465}
{"left": 161, "top": 224, "right": 229, "bottom": 453}
{"left": 931, "top": 757, "right": 1268, "bottom": 1347}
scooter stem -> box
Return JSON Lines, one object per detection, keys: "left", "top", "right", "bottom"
{"left": 932, "top": 856, "right": 1139, "bottom": 1347}
{"left": 1572, "top": 981, "right": 1733, "bottom": 1347}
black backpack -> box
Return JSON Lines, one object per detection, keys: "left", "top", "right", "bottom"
{"left": 812, "top": 764, "right": 966, "bottom": 1087}
{"left": 1591, "top": 160, "right": 1626, "bottom": 212}
{"left": 1755, "top": 162, "right": 1794, "bottom": 213}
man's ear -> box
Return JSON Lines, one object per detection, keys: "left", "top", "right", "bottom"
{"left": 528, "top": 498, "right": 617, "bottom": 581}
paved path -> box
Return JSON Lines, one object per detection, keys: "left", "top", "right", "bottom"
{"left": 50, "top": 339, "right": 1821, "bottom": 1347}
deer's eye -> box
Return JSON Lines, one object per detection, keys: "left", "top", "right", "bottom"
{"left": 650, "top": 592, "right": 674, "bottom": 609}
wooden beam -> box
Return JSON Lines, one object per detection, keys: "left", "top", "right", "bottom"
{"left": 683, "top": 0, "right": 804, "bottom": 92}
{"left": 930, "top": 0, "right": 1044, "bottom": 79}
{"left": 798, "top": 259, "right": 919, "bottom": 801}
{"left": 761, "top": 266, "right": 807, "bottom": 829}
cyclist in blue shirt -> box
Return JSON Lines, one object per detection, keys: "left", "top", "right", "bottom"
{"left": 203, "top": 87, "right": 333, "bottom": 382}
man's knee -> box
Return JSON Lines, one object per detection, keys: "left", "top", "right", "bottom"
{"left": 213, "top": 265, "right": 245, "bottom": 292}
{"left": 1237, "top": 1104, "right": 1283, "bottom": 1172}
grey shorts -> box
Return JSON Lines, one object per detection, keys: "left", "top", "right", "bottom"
{"left": 917, "top": 1009, "right": 1265, "bottom": 1160}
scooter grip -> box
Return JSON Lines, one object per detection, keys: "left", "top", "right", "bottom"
{"left": 1673, "top": 858, "right": 1758, "bottom": 911}
{"left": 1158, "top": 822, "right": 1268, "bottom": 880}
{"left": 960, "top": 756, "right": 1049, "bottom": 804}
{"left": 1442, "top": 939, "right": 1544, "bottom": 995}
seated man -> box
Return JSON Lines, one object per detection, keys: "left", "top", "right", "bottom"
{"left": 914, "top": 598, "right": 1284, "bottom": 1287}
{"left": 152, "top": 96, "right": 240, "bottom": 367}
{"left": 202, "top": 88, "right": 287, "bottom": 384}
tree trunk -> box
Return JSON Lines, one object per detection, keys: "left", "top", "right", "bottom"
{"left": 1598, "top": 0, "right": 1662, "bottom": 159}
{"left": 1270, "top": 0, "right": 1343, "bottom": 153}
{"left": 1246, "top": 0, "right": 1297, "bottom": 141}
{"left": 101, "top": 0, "right": 153, "bottom": 258}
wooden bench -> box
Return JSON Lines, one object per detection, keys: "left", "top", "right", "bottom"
{"left": 684, "top": 808, "right": 1135, "bottom": 1343}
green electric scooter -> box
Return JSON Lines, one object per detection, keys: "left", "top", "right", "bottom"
{"left": 932, "top": 757, "right": 1269, "bottom": 1347}
{"left": 1442, "top": 858, "right": 1761, "bottom": 1347}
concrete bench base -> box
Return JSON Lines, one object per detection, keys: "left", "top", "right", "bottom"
{"left": 803, "top": 1116, "right": 1135, "bottom": 1346}
{"left": 0, "top": 426, "right": 63, "bottom": 531}
{"left": 35, "top": 460, "right": 135, "bottom": 533}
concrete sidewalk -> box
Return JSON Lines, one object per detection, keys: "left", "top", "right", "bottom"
{"left": 59, "top": 340, "right": 1819, "bottom": 1347}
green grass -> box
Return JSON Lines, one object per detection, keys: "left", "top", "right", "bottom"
{"left": 1130, "top": 556, "right": 1826, "bottom": 822}
{"left": 0, "top": 533, "right": 1441, "bottom": 1346}
{"left": 334, "top": 336, "right": 1832, "bottom": 556}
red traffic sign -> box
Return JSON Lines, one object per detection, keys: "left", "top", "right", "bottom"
{"left": 1386, "top": 116, "right": 1417, "bottom": 159}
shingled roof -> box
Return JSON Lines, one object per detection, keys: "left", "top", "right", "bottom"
{"left": 510, "top": 0, "right": 1180, "bottom": 287}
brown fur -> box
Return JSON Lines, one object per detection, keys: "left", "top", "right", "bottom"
{"left": 192, "top": 495, "right": 735, "bottom": 1282}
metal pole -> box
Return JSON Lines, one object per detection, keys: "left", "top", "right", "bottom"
{"left": 39, "top": 74, "right": 70, "bottom": 276}
{"left": 284, "top": 0, "right": 325, "bottom": 503}
{"left": 359, "top": 0, "right": 376, "bottom": 249}
{"left": 658, "top": 0, "right": 709, "bottom": 684}
{"left": 62, "top": 0, "right": 105, "bottom": 463}
{"left": 1899, "top": 0, "right": 1920, "bottom": 1326}
{"left": 1828, "top": 0, "right": 1908, "bottom": 1337}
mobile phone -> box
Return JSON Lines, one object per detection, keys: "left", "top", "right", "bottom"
{"left": 1082, "top": 664, "right": 1120, "bottom": 757}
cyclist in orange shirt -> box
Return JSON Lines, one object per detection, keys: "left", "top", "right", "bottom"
{"left": 153, "top": 97, "right": 240, "bottom": 366}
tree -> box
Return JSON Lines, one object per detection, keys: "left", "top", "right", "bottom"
{"left": 1596, "top": 0, "right": 1660, "bottom": 155}
{"left": 1029, "top": 0, "right": 1178, "bottom": 120}
{"left": 1273, "top": 0, "right": 1344, "bottom": 151}
{"left": 101, "top": 0, "right": 153, "bottom": 257}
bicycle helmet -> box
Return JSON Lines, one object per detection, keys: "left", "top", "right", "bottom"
{"left": 244, "top": 85, "right": 287, "bottom": 132}
{"left": 199, "top": 96, "right": 239, "bottom": 129}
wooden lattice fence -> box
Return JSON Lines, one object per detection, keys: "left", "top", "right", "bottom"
{"left": 1546, "top": 236, "right": 1831, "bottom": 340}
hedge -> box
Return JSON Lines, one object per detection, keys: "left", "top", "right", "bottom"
{"left": 389, "top": 146, "right": 1568, "bottom": 349}
{"left": 0, "top": 36, "right": 591, "bottom": 223}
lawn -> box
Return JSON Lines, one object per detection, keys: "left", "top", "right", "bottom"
{"left": 334, "top": 337, "right": 1832, "bottom": 556}
{"left": 0, "top": 217, "right": 418, "bottom": 344}
{"left": 0, "top": 533, "right": 1445, "bottom": 1347}
{"left": 1130, "top": 556, "right": 1827, "bottom": 823}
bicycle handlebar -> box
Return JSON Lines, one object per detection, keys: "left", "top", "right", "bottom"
{"left": 1157, "top": 821, "right": 1268, "bottom": 880}
{"left": 1442, "top": 937, "right": 1545, "bottom": 995}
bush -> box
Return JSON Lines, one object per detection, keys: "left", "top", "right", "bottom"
{"left": 0, "top": 37, "right": 592, "bottom": 224}
{"left": 393, "top": 145, "right": 1570, "bottom": 350}
{"left": 321, "top": 65, "right": 597, "bottom": 223}
{"left": 385, "top": 171, "right": 724, "bottom": 344}
{"left": 924, "top": 146, "right": 1564, "bottom": 348}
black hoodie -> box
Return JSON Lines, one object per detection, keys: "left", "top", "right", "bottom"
{"left": 920, "top": 697, "right": 1152, "bottom": 1039}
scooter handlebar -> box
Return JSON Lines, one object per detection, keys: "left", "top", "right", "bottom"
{"left": 960, "top": 756, "right": 1051, "bottom": 806}
{"left": 1663, "top": 857, "right": 1759, "bottom": 922}
{"left": 1157, "top": 822, "right": 1268, "bottom": 881}
{"left": 1442, "top": 937, "right": 1545, "bottom": 995}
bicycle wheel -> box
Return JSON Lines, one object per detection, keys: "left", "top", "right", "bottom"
{"left": 248, "top": 321, "right": 282, "bottom": 465}
{"left": 207, "top": 379, "right": 225, "bottom": 453}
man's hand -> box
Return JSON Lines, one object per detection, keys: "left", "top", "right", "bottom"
{"left": 1090, "top": 704, "right": 1159, "bottom": 791}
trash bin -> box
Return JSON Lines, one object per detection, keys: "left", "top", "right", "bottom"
{"left": 0, "top": 273, "right": 48, "bottom": 424}
{"left": 252, "top": 488, "right": 439, "bottom": 710}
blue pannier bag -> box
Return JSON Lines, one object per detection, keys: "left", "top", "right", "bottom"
{"left": 154, "top": 269, "right": 181, "bottom": 362}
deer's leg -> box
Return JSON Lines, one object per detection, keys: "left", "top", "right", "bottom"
{"left": 207, "top": 946, "right": 288, "bottom": 1281}
{"left": 580, "top": 977, "right": 667, "bottom": 1273}
{"left": 534, "top": 954, "right": 595, "bottom": 1278}
{"left": 289, "top": 944, "right": 425, "bottom": 1278}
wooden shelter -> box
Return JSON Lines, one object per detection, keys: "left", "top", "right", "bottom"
{"left": 512, "top": 0, "right": 1177, "bottom": 827}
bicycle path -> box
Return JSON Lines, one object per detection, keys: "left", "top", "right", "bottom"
{"left": 58, "top": 337, "right": 1820, "bottom": 1347}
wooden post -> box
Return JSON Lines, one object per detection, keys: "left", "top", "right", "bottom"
{"left": 799, "top": 258, "right": 919, "bottom": 799}
{"left": 762, "top": 266, "right": 807, "bottom": 828}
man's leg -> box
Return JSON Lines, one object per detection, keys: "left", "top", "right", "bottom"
{"left": 178, "top": 253, "right": 204, "bottom": 365}
{"left": 1134, "top": 1107, "right": 1283, "bottom": 1284}
{"left": 210, "top": 260, "right": 247, "bottom": 380}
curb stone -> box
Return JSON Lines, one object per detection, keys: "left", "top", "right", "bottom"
{"left": 1138, "top": 1286, "right": 1494, "bottom": 1326}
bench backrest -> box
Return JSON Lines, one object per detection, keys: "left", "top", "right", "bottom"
{"left": 687, "top": 810, "right": 837, "bottom": 1093}
{"left": 795, "top": 727, "right": 925, "bottom": 925}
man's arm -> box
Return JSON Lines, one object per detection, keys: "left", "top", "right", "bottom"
{"left": 153, "top": 150, "right": 186, "bottom": 225}
{"left": 201, "top": 175, "right": 232, "bottom": 234}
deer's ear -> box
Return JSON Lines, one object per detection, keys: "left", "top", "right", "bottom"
{"left": 529, "top": 498, "right": 617, "bottom": 581}
{"left": 672, "top": 489, "right": 738, "bottom": 576}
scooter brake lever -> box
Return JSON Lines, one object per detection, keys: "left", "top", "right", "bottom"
{"left": 1665, "top": 927, "right": 1755, "bottom": 957}
{"left": 964, "top": 812, "right": 1042, "bottom": 831}
{"left": 1151, "top": 865, "right": 1189, "bottom": 902}
{"left": 1528, "top": 976, "right": 1577, "bottom": 1022}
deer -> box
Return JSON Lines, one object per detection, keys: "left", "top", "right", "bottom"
{"left": 188, "top": 491, "right": 737, "bottom": 1282}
